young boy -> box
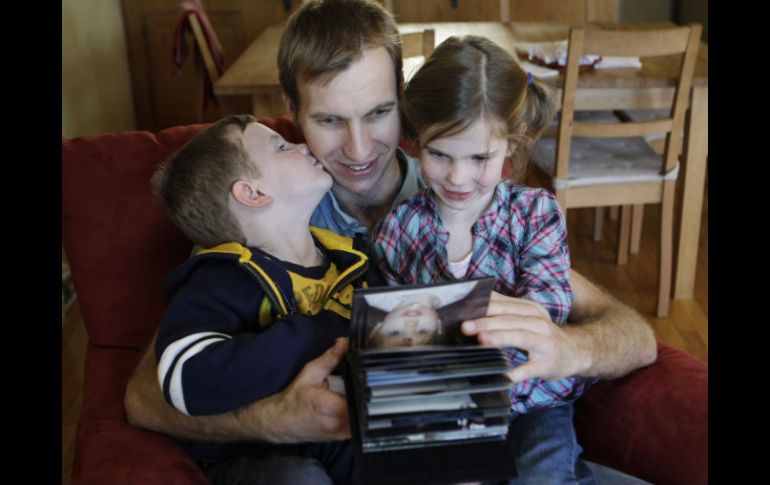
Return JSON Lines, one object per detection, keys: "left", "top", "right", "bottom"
{"left": 152, "top": 114, "right": 376, "bottom": 482}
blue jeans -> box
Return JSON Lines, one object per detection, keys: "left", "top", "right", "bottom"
{"left": 203, "top": 441, "right": 353, "bottom": 485}
{"left": 492, "top": 404, "right": 594, "bottom": 485}
{"left": 483, "top": 404, "right": 651, "bottom": 485}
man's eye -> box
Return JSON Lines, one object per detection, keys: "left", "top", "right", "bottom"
{"left": 417, "top": 329, "right": 430, "bottom": 334}
{"left": 387, "top": 330, "right": 401, "bottom": 336}
{"left": 472, "top": 155, "right": 490, "bottom": 163}
{"left": 318, "top": 117, "right": 338, "bottom": 126}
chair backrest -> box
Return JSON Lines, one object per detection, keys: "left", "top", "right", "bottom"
{"left": 553, "top": 24, "right": 702, "bottom": 181}
{"left": 401, "top": 28, "right": 436, "bottom": 58}
{"left": 187, "top": 12, "right": 221, "bottom": 85}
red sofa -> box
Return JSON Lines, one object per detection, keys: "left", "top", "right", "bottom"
{"left": 62, "top": 118, "right": 707, "bottom": 485}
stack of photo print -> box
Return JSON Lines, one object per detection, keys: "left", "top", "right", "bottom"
{"left": 346, "top": 277, "right": 514, "bottom": 453}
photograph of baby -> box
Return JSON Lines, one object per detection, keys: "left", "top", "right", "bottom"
{"left": 352, "top": 278, "right": 496, "bottom": 350}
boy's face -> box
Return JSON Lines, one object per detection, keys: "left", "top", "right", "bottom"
{"left": 293, "top": 46, "right": 401, "bottom": 201}
{"left": 420, "top": 116, "right": 512, "bottom": 215}
{"left": 373, "top": 300, "right": 441, "bottom": 348}
{"left": 240, "top": 122, "right": 332, "bottom": 199}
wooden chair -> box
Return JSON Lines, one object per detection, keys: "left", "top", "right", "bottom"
{"left": 529, "top": 24, "right": 702, "bottom": 317}
{"left": 400, "top": 28, "right": 435, "bottom": 83}
{"left": 185, "top": 11, "right": 233, "bottom": 118}
{"left": 401, "top": 28, "right": 436, "bottom": 58}
{"left": 187, "top": 13, "right": 221, "bottom": 86}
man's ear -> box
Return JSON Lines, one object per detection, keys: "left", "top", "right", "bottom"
{"left": 231, "top": 180, "right": 273, "bottom": 209}
{"left": 282, "top": 92, "right": 297, "bottom": 122}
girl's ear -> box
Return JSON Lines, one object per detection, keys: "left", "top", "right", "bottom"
{"left": 231, "top": 180, "right": 273, "bottom": 209}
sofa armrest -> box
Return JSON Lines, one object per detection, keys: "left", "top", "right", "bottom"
{"left": 72, "top": 345, "right": 208, "bottom": 485}
{"left": 574, "top": 341, "right": 707, "bottom": 485}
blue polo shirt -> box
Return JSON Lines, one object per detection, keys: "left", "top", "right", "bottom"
{"left": 310, "top": 149, "right": 424, "bottom": 237}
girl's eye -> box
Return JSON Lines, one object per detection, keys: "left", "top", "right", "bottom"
{"left": 370, "top": 107, "right": 392, "bottom": 119}
{"left": 427, "top": 149, "right": 447, "bottom": 160}
{"left": 387, "top": 330, "right": 401, "bottom": 336}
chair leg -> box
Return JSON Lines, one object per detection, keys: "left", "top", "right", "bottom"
{"left": 630, "top": 204, "right": 644, "bottom": 254}
{"left": 593, "top": 207, "right": 605, "bottom": 242}
{"left": 609, "top": 206, "right": 619, "bottom": 220}
{"left": 616, "top": 205, "right": 632, "bottom": 266}
{"left": 657, "top": 182, "right": 676, "bottom": 318}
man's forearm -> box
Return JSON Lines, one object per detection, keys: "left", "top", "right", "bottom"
{"left": 124, "top": 338, "right": 274, "bottom": 443}
{"left": 124, "top": 335, "right": 351, "bottom": 444}
{"left": 566, "top": 270, "right": 657, "bottom": 379}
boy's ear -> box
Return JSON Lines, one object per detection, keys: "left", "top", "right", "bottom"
{"left": 231, "top": 180, "right": 273, "bottom": 209}
{"left": 282, "top": 92, "right": 297, "bottom": 122}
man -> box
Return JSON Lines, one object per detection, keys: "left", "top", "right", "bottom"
{"left": 125, "top": 1, "right": 657, "bottom": 483}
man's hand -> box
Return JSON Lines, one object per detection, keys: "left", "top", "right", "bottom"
{"left": 461, "top": 292, "right": 591, "bottom": 382}
{"left": 239, "top": 338, "right": 352, "bottom": 443}
{"left": 125, "top": 336, "right": 352, "bottom": 443}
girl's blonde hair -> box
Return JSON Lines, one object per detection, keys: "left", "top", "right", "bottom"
{"left": 402, "top": 35, "right": 559, "bottom": 181}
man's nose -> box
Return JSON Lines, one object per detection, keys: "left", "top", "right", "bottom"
{"left": 343, "top": 123, "right": 373, "bottom": 162}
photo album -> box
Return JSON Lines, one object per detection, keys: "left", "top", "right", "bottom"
{"left": 343, "top": 277, "right": 519, "bottom": 484}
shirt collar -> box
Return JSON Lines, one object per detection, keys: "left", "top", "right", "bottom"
{"left": 326, "top": 148, "right": 423, "bottom": 235}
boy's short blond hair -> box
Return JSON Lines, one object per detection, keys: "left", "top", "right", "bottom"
{"left": 153, "top": 114, "right": 259, "bottom": 248}
{"left": 278, "top": 0, "right": 403, "bottom": 113}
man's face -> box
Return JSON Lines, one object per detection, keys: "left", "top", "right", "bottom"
{"left": 293, "top": 46, "right": 401, "bottom": 200}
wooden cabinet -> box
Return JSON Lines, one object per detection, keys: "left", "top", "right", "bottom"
{"left": 121, "top": 0, "right": 618, "bottom": 131}
{"left": 388, "top": 0, "right": 618, "bottom": 23}
{"left": 122, "top": 0, "right": 296, "bottom": 131}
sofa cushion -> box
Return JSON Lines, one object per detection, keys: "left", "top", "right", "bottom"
{"left": 575, "top": 340, "right": 708, "bottom": 485}
{"left": 63, "top": 125, "right": 204, "bottom": 349}
{"left": 72, "top": 345, "right": 209, "bottom": 485}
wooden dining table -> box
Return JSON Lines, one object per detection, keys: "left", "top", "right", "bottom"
{"left": 215, "top": 21, "right": 708, "bottom": 301}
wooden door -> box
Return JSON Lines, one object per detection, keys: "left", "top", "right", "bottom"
{"left": 122, "top": 0, "right": 295, "bottom": 131}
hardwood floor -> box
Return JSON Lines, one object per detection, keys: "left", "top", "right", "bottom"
{"left": 566, "top": 199, "right": 708, "bottom": 362}
{"left": 62, "top": 300, "right": 87, "bottom": 485}
{"left": 60, "top": 195, "right": 708, "bottom": 484}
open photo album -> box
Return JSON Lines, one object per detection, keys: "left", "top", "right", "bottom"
{"left": 343, "top": 278, "right": 518, "bottom": 484}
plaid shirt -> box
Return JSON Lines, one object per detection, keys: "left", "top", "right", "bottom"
{"left": 373, "top": 181, "right": 593, "bottom": 413}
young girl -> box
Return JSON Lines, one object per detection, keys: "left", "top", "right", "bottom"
{"left": 372, "top": 36, "right": 596, "bottom": 484}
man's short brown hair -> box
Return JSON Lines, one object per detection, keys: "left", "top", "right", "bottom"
{"left": 278, "top": 0, "right": 403, "bottom": 113}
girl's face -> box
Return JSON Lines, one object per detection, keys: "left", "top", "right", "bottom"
{"left": 375, "top": 301, "right": 440, "bottom": 348}
{"left": 420, "top": 117, "right": 512, "bottom": 216}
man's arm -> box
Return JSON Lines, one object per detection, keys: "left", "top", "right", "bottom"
{"left": 125, "top": 335, "right": 351, "bottom": 443}
{"left": 461, "top": 269, "right": 657, "bottom": 383}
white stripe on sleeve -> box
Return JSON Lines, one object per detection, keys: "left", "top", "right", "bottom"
{"left": 157, "top": 332, "right": 231, "bottom": 415}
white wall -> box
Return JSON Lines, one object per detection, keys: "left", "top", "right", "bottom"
{"left": 62, "top": 0, "right": 136, "bottom": 137}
